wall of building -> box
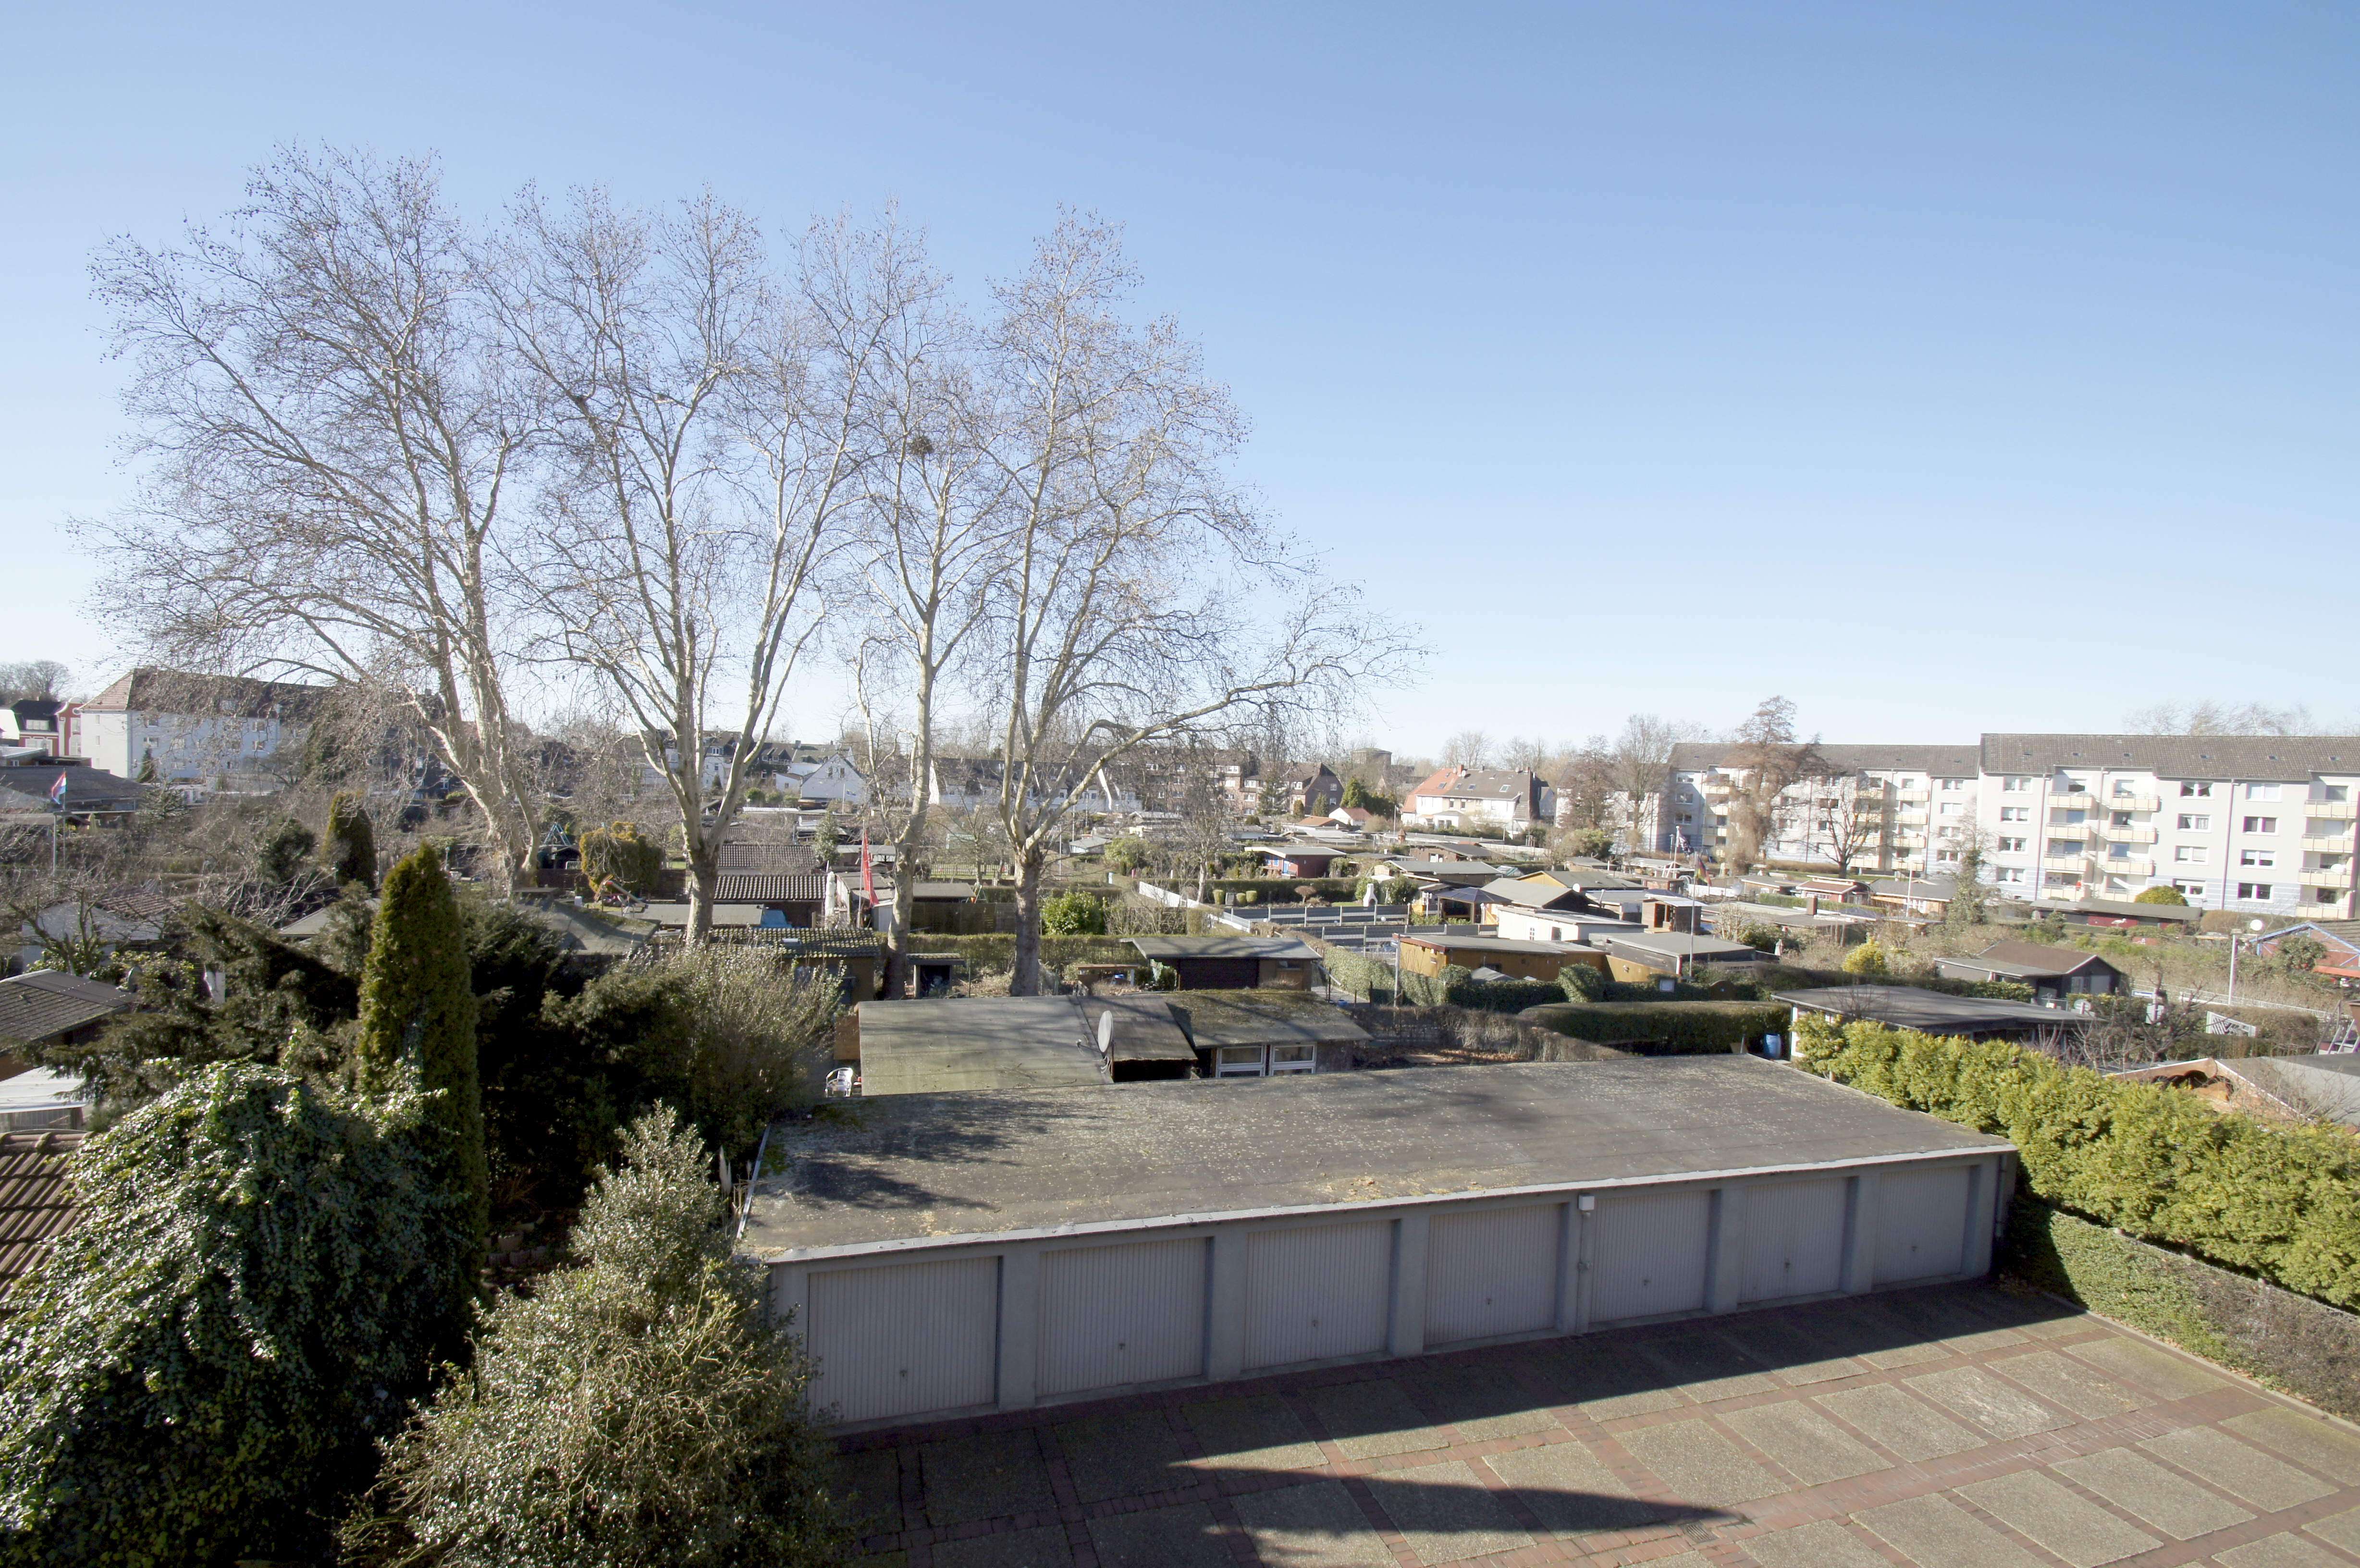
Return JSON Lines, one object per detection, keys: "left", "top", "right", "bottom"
{"left": 766, "top": 1151, "right": 2009, "bottom": 1429}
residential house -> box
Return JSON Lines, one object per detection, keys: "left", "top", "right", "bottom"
{"left": 0, "top": 699, "right": 69, "bottom": 758}
{"left": 1271, "top": 763, "right": 1344, "bottom": 817}
{"left": 1403, "top": 766, "right": 1555, "bottom": 832}
{"left": 1933, "top": 940, "right": 2124, "bottom": 1000}
{"left": 1125, "top": 935, "right": 1322, "bottom": 991}
{"left": 1647, "top": 743, "right": 1982, "bottom": 874}
{"left": 1974, "top": 734, "right": 2360, "bottom": 918}
{"left": 926, "top": 756, "right": 1140, "bottom": 814}
{"left": 80, "top": 668, "right": 323, "bottom": 787}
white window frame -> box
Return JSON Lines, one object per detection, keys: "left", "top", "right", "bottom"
{"left": 2177, "top": 814, "right": 2210, "bottom": 831}
{"left": 2248, "top": 783, "right": 2282, "bottom": 801}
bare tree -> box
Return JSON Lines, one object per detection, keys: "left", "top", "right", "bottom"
{"left": 1723, "top": 696, "right": 1823, "bottom": 870}
{"left": 2124, "top": 699, "right": 2317, "bottom": 736}
{"left": 1606, "top": 714, "right": 1700, "bottom": 853}
{"left": 1500, "top": 735, "right": 1552, "bottom": 773}
{"left": 83, "top": 149, "right": 545, "bottom": 891}
{"left": 1443, "top": 730, "right": 1494, "bottom": 769}
{"left": 497, "top": 194, "right": 884, "bottom": 942}
{"left": 970, "top": 217, "right": 1412, "bottom": 993}
{"left": 0, "top": 663, "right": 71, "bottom": 705}
{"left": 1812, "top": 771, "right": 1884, "bottom": 873}
{"left": 1549, "top": 733, "right": 1615, "bottom": 831}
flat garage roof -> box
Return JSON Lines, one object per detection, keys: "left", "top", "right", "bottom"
{"left": 856, "top": 996, "right": 1108, "bottom": 1095}
{"left": 1778, "top": 985, "right": 2091, "bottom": 1035}
{"left": 743, "top": 1057, "right": 2009, "bottom": 1260}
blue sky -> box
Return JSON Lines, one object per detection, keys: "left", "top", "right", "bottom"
{"left": 5, "top": 1, "right": 2354, "bottom": 753}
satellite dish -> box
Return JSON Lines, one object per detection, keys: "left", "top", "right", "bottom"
{"left": 1096, "top": 1009, "right": 1115, "bottom": 1056}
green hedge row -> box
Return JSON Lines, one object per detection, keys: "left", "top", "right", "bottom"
{"left": 1314, "top": 947, "right": 1560, "bottom": 1013}
{"left": 1797, "top": 1016, "right": 2360, "bottom": 1311}
{"left": 1523, "top": 1001, "right": 1792, "bottom": 1054}
{"left": 2002, "top": 1197, "right": 2360, "bottom": 1418}
{"left": 900, "top": 933, "right": 1142, "bottom": 976}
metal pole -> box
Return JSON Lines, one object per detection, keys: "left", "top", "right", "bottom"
{"left": 2228, "top": 932, "right": 2238, "bottom": 1005}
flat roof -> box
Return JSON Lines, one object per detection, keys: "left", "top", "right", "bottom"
{"left": 856, "top": 996, "right": 1110, "bottom": 1095}
{"left": 742, "top": 1058, "right": 2010, "bottom": 1260}
{"left": 1607, "top": 932, "right": 1762, "bottom": 958}
{"left": 1166, "top": 991, "right": 1371, "bottom": 1050}
{"left": 1401, "top": 933, "right": 1580, "bottom": 957}
{"left": 1778, "top": 986, "right": 2090, "bottom": 1033}
{"left": 1126, "top": 935, "right": 1322, "bottom": 961}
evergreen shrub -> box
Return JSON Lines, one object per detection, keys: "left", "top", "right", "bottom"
{"left": 1796, "top": 1015, "right": 2360, "bottom": 1309}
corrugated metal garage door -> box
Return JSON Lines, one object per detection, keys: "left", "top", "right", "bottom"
{"left": 1243, "top": 1220, "right": 1394, "bottom": 1370}
{"left": 1741, "top": 1177, "right": 1850, "bottom": 1304}
{"left": 1589, "top": 1187, "right": 1712, "bottom": 1324}
{"left": 1425, "top": 1202, "right": 1561, "bottom": 1346}
{"left": 1875, "top": 1164, "right": 1971, "bottom": 1284}
{"left": 1037, "top": 1237, "right": 1208, "bottom": 1397}
{"left": 808, "top": 1256, "right": 999, "bottom": 1423}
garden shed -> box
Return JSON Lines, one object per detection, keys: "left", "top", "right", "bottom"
{"left": 744, "top": 1057, "right": 2014, "bottom": 1429}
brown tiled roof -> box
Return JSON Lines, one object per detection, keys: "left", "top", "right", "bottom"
{"left": 82, "top": 667, "right": 327, "bottom": 718}
{"left": 0, "top": 1129, "right": 83, "bottom": 1297}
{"left": 0, "top": 972, "right": 132, "bottom": 1047}
{"left": 1980, "top": 734, "right": 2360, "bottom": 782}
{"left": 1967, "top": 940, "right": 2119, "bottom": 977}
{"left": 716, "top": 840, "right": 821, "bottom": 876}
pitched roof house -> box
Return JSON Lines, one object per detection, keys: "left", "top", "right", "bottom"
{"left": 1404, "top": 767, "right": 1555, "bottom": 831}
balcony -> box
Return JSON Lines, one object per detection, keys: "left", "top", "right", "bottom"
{"left": 2047, "top": 822, "right": 2095, "bottom": 840}
{"left": 1895, "top": 808, "right": 1927, "bottom": 825}
{"left": 2100, "top": 824, "right": 2158, "bottom": 846}
{"left": 2097, "top": 855, "right": 2154, "bottom": 878}
{"left": 2304, "top": 826, "right": 2358, "bottom": 851}
{"left": 2041, "top": 852, "right": 2090, "bottom": 873}
{"left": 1895, "top": 789, "right": 1930, "bottom": 805}
{"left": 2311, "top": 800, "right": 2357, "bottom": 821}
{"left": 2100, "top": 794, "right": 2160, "bottom": 813}
{"left": 2300, "top": 868, "right": 2355, "bottom": 890}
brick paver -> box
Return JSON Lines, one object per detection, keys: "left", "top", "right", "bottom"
{"left": 834, "top": 1283, "right": 2360, "bottom": 1568}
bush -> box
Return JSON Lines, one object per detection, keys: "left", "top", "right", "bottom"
{"left": 1558, "top": 961, "right": 1609, "bottom": 1002}
{"left": 1522, "top": 1001, "right": 1792, "bottom": 1054}
{"left": 1103, "top": 836, "right": 1151, "bottom": 874}
{"left": 2133, "top": 885, "right": 2188, "bottom": 906}
{"left": 1841, "top": 939, "right": 1892, "bottom": 977}
{"left": 1040, "top": 889, "right": 1109, "bottom": 936}
{"left": 581, "top": 821, "right": 665, "bottom": 895}
{"left": 325, "top": 791, "right": 378, "bottom": 891}
{"left": 1796, "top": 1015, "right": 2360, "bottom": 1309}
{"left": 254, "top": 814, "right": 320, "bottom": 885}
{"left": 353, "top": 1110, "right": 845, "bottom": 1568}
{"left": 356, "top": 846, "right": 488, "bottom": 1328}
{"left": 0, "top": 1064, "right": 466, "bottom": 1568}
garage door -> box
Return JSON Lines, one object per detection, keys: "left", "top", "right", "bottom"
{"left": 1875, "top": 1164, "right": 1971, "bottom": 1284}
{"left": 1741, "top": 1177, "right": 1850, "bottom": 1304}
{"left": 1243, "top": 1220, "right": 1393, "bottom": 1370}
{"left": 1425, "top": 1202, "right": 1561, "bottom": 1346}
{"left": 1038, "top": 1237, "right": 1208, "bottom": 1397}
{"left": 1589, "top": 1187, "right": 1711, "bottom": 1324}
{"left": 808, "top": 1255, "right": 999, "bottom": 1423}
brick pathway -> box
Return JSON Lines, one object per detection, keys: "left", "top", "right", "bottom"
{"left": 833, "top": 1283, "right": 2360, "bottom": 1567}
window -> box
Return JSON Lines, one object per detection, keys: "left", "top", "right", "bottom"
{"left": 2000, "top": 806, "right": 2030, "bottom": 822}
{"left": 2237, "top": 882, "right": 2274, "bottom": 901}
{"left": 1215, "top": 1045, "right": 1266, "bottom": 1078}
{"left": 1997, "top": 836, "right": 2027, "bottom": 852}
{"left": 2003, "top": 776, "right": 2032, "bottom": 793}
{"left": 2107, "top": 845, "right": 2131, "bottom": 861}
{"left": 1939, "top": 801, "right": 1962, "bottom": 816}
{"left": 2181, "top": 782, "right": 2214, "bottom": 797}
{"left": 1941, "top": 777, "right": 1964, "bottom": 791}
{"left": 2175, "top": 846, "right": 2209, "bottom": 864}
{"left": 2048, "top": 838, "right": 2083, "bottom": 856}
{"left": 2063, "top": 775, "right": 2091, "bottom": 793}
{"left": 2173, "top": 879, "right": 2207, "bottom": 898}
{"left": 2248, "top": 783, "right": 2282, "bottom": 801}
{"left": 2059, "top": 811, "right": 2087, "bottom": 825}
{"left": 2111, "top": 812, "right": 2132, "bottom": 827}
{"left": 2243, "top": 816, "right": 2279, "bottom": 834}
{"left": 1935, "top": 849, "right": 1960, "bottom": 864}
{"left": 2322, "top": 888, "right": 2344, "bottom": 903}
{"left": 2111, "top": 781, "right": 2138, "bottom": 797}
{"left": 1995, "top": 867, "right": 2027, "bottom": 884}
{"left": 2177, "top": 814, "right": 2210, "bottom": 831}
{"left": 2240, "top": 849, "right": 2275, "bottom": 869}
{"left": 2323, "top": 785, "right": 2352, "bottom": 804}
{"left": 2045, "top": 872, "right": 2078, "bottom": 888}
{"left": 1269, "top": 1044, "right": 1316, "bottom": 1073}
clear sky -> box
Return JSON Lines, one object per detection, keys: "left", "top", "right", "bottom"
{"left": 6, "top": 1, "right": 2355, "bottom": 753}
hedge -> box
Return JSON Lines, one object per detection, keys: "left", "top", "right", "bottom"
{"left": 903, "top": 933, "right": 1141, "bottom": 977}
{"left": 1797, "top": 1015, "right": 2360, "bottom": 1310}
{"left": 2002, "top": 1197, "right": 2360, "bottom": 1418}
{"left": 1522, "top": 1001, "right": 1793, "bottom": 1054}
{"left": 1313, "top": 946, "right": 1560, "bottom": 1012}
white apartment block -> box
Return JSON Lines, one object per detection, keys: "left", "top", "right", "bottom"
{"left": 79, "top": 668, "right": 320, "bottom": 786}
{"left": 1974, "top": 735, "right": 2358, "bottom": 919}
{"left": 1652, "top": 745, "right": 1981, "bottom": 875}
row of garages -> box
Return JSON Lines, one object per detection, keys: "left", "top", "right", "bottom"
{"left": 748, "top": 1058, "right": 2013, "bottom": 1428}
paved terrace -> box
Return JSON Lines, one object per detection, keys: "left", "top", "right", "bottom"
{"left": 834, "top": 1283, "right": 2360, "bottom": 1568}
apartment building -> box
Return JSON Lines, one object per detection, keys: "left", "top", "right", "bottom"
{"left": 79, "top": 669, "right": 321, "bottom": 787}
{"left": 1974, "top": 735, "right": 2359, "bottom": 919}
{"left": 1651, "top": 745, "right": 1980, "bottom": 875}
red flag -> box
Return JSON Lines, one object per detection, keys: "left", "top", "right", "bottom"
{"left": 860, "top": 827, "right": 876, "bottom": 908}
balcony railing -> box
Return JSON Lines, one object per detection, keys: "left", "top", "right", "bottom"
{"left": 2304, "top": 826, "right": 2358, "bottom": 850}
{"left": 2041, "top": 853, "right": 2089, "bottom": 872}
{"left": 1894, "top": 789, "right": 1929, "bottom": 805}
{"left": 2310, "top": 800, "right": 2357, "bottom": 821}
{"left": 2097, "top": 855, "right": 2154, "bottom": 878}
{"left": 2100, "top": 824, "right": 2159, "bottom": 845}
{"left": 2300, "top": 868, "right": 2355, "bottom": 890}
{"left": 2101, "top": 794, "right": 2160, "bottom": 813}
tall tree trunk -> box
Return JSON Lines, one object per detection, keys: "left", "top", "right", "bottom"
{"left": 685, "top": 838, "right": 719, "bottom": 946}
{"left": 1010, "top": 849, "right": 1047, "bottom": 996}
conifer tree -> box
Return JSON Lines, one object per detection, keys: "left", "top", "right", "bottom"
{"left": 324, "top": 790, "right": 378, "bottom": 891}
{"left": 356, "top": 846, "right": 488, "bottom": 1315}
